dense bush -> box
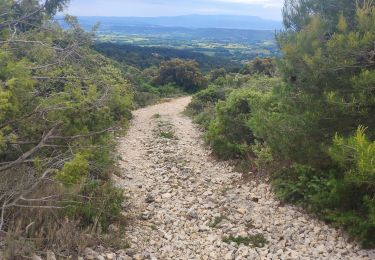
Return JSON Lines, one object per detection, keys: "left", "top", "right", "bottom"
{"left": 66, "top": 180, "right": 124, "bottom": 230}
{"left": 241, "top": 57, "right": 276, "bottom": 76}
{"left": 188, "top": 75, "right": 280, "bottom": 158}
{"left": 0, "top": 1, "right": 132, "bottom": 256}
{"left": 205, "top": 89, "right": 259, "bottom": 159}
{"left": 273, "top": 127, "right": 375, "bottom": 247}
{"left": 153, "top": 58, "right": 208, "bottom": 93}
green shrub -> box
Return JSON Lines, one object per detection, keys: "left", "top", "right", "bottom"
{"left": 272, "top": 164, "right": 333, "bottom": 205}
{"left": 241, "top": 57, "right": 276, "bottom": 76}
{"left": 205, "top": 88, "right": 266, "bottom": 159}
{"left": 187, "top": 86, "right": 229, "bottom": 115}
{"left": 193, "top": 105, "right": 216, "bottom": 130}
{"left": 153, "top": 59, "right": 208, "bottom": 93}
{"left": 327, "top": 127, "right": 375, "bottom": 247}
{"left": 272, "top": 127, "right": 375, "bottom": 247}
{"left": 157, "top": 83, "right": 184, "bottom": 97}
{"left": 251, "top": 141, "right": 273, "bottom": 173}
{"left": 66, "top": 181, "right": 124, "bottom": 230}
{"left": 56, "top": 153, "right": 89, "bottom": 185}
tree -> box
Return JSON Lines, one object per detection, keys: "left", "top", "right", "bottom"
{"left": 0, "top": 0, "right": 70, "bottom": 34}
{"left": 260, "top": 0, "right": 375, "bottom": 165}
{"left": 282, "top": 0, "right": 366, "bottom": 31}
{"left": 153, "top": 58, "right": 208, "bottom": 92}
{"left": 241, "top": 58, "right": 276, "bottom": 76}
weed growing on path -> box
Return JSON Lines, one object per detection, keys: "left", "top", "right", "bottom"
{"left": 223, "top": 234, "right": 268, "bottom": 247}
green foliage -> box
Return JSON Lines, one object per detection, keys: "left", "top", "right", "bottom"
{"left": 264, "top": 1, "right": 375, "bottom": 247}
{"left": 205, "top": 88, "right": 259, "bottom": 159}
{"left": 0, "top": 1, "right": 133, "bottom": 254}
{"left": 157, "top": 83, "right": 185, "bottom": 97}
{"left": 329, "top": 126, "right": 375, "bottom": 185}
{"left": 66, "top": 181, "right": 124, "bottom": 229}
{"left": 273, "top": 128, "right": 375, "bottom": 247}
{"left": 56, "top": 153, "right": 89, "bottom": 185}
{"left": 152, "top": 113, "right": 161, "bottom": 119}
{"left": 186, "top": 74, "right": 281, "bottom": 162}
{"left": 94, "top": 42, "right": 240, "bottom": 72}
{"left": 272, "top": 164, "right": 333, "bottom": 205}
{"left": 223, "top": 234, "right": 268, "bottom": 247}
{"left": 153, "top": 58, "right": 208, "bottom": 93}
{"left": 208, "top": 215, "right": 225, "bottom": 228}
{"left": 327, "top": 127, "right": 375, "bottom": 247}
{"left": 159, "top": 131, "right": 176, "bottom": 139}
{"left": 189, "top": 86, "right": 228, "bottom": 112}
{"left": 282, "top": 0, "right": 363, "bottom": 31}
{"left": 251, "top": 141, "right": 273, "bottom": 173}
{"left": 241, "top": 58, "right": 276, "bottom": 76}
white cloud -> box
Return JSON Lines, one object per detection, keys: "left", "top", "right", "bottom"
{"left": 214, "top": 0, "right": 283, "bottom": 7}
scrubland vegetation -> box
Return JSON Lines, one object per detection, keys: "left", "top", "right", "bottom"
{"left": 187, "top": 0, "right": 375, "bottom": 248}
{"left": 0, "top": 0, "right": 132, "bottom": 257}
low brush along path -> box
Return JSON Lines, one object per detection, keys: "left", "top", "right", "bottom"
{"left": 114, "top": 96, "right": 374, "bottom": 260}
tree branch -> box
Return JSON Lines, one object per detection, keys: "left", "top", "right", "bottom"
{"left": 0, "top": 125, "right": 60, "bottom": 172}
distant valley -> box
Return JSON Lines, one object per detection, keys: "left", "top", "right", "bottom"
{"left": 57, "top": 15, "right": 281, "bottom": 68}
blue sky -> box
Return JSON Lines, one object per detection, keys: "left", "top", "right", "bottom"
{"left": 64, "top": 0, "right": 284, "bottom": 20}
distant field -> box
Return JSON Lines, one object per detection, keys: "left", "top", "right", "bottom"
{"left": 59, "top": 16, "right": 280, "bottom": 67}
{"left": 95, "top": 33, "right": 279, "bottom": 66}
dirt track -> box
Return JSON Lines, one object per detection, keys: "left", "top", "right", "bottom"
{"left": 114, "top": 96, "right": 374, "bottom": 260}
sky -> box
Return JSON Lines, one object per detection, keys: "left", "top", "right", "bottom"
{"left": 64, "top": 0, "right": 284, "bottom": 21}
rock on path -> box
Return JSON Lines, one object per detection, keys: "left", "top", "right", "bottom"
{"left": 114, "top": 97, "right": 375, "bottom": 260}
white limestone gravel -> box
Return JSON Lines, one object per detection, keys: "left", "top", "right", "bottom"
{"left": 113, "top": 96, "right": 375, "bottom": 260}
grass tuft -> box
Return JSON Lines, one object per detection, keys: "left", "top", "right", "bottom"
{"left": 223, "top": 234, "right": 268, "bottom": 247}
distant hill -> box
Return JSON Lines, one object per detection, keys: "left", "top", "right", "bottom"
{"left": 58, "top": 15, "right": 278, "bottom": 43}
{"left": 97, "top": 26, "right": 275, "bottom": 43}
{"left": 70, "top": 15, "right": 283, "bottom": 31}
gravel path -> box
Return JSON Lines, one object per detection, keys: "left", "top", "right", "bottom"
{"left": 114, "top": 96, "right": 375, "bottom": 260}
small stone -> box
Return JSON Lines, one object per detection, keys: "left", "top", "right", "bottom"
{"left": 108, "top": 224, "right": 119, "bottom": 233}
{"left": 125, "top": 248, "right": 136, "bottom": 256}
{"left": 248, "top": 249, "right": 260, "bottom": 259}
{"left": 145, "top": 194, "right": 155, "bottom": 203}
{"left": 225, "top": 251, "right": 234, "bottom": 260}
{"left": 141, "top": 212, "right": 152, "bottom": 220}
{"left": 316, "top": 245, "right": 326, "bottom": 253}
{"left": 32, "top": 255, "right": 42, "bottom": 260}
{"left": 46, "top": 251, "right": 56, "bottom": 260}
{"left": 236, "top": 208, "right": 247, "bottom": 215}
{"left": 84, "top": 248, "right": 98, "bottom": 260}
{"left": 106, "top": 253, "right": 115, "bottom": 259}
{"left": 162, "top": 193, "right": 172, "bottom": 199}
{"left": 164, "top": 232, "right": 173, "bottom": 241}
{"left": 187, "top": 208, "right": 198, "bottom": 219}
{"left": 199, "top": 225, "right": 210, "bottom": 231}
{"left": 96, "top": 255, "right": 105, "bottom": 260}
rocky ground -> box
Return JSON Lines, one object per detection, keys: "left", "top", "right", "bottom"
{"left": 108, "top": 97, "right": 374, "bottom": 260}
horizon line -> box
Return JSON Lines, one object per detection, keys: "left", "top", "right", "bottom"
{"left": 58, "top": 13, "right": 283, "bottom": 22}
